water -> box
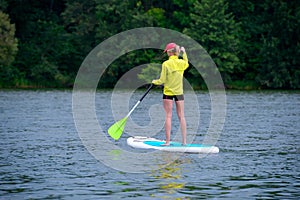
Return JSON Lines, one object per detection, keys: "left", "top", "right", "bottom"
{"left": 0, "top": 90, "right": 299, "bottom": 199}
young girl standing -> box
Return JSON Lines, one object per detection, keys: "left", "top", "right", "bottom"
{"left": 152, "top": 43, "right": 189, "bottom": 145}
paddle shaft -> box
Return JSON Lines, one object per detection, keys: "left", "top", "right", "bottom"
{"left": 126, "top": 84, "right": 153, "bottom": 117}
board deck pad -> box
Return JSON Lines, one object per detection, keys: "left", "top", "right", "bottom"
{"left": 127, "top": 136, "right": 219, "bottom": 153}
{"left": 144, "top": 140, "right": 213, "bottom": 148}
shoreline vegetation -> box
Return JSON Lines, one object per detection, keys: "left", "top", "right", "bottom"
{"left": 1, "top": 82, "right": 299, "bottom": 91}
{"left": 0, "top": 74, "right": 297, "bottom": 90}
{"left": 0, "top": 1, "right": 299, "bottom": 90}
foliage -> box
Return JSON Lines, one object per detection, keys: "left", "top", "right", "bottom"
{"left": 184, "top": 0, "right": 242, "bottom": 84}
{"left": 228, "top": 0, "right": 300, "bottom": 89}
{"left": 0, "top": 0, "right": 299, "bottom": 89}
{"left": 0, "top": 11, "right": 18, "bottom": 86}
{"left": 0, "top": 11, "right": 18, "bottom": 66}
{"left": 255, "top": 0, "right": 300, "bottom": 88}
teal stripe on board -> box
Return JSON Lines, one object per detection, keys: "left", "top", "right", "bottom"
{"left": 143, "top": 141, "right": 212, "bottom": 147}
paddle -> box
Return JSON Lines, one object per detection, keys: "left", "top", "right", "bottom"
{"left": 108, "top": 84, "right": 154, "bottom": 140}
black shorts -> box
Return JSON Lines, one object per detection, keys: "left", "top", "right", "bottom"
{"left": 163, "top": 94, "right": 184, "bottom": 101}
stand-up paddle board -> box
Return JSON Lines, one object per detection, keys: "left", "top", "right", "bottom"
{"left": 127, "top": 136, "right": 219, "bottom": 153}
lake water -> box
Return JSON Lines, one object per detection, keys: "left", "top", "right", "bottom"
{"left": 0, "top": 89, "right": 299, "bottom": 199}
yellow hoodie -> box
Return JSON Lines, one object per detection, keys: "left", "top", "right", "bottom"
{"left": 152, "top": 53, "right": 189, "bottom": 95}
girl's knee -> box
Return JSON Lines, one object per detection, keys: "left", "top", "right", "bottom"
{"left": 177, "top": 114, "right": 185, "bottom": 121}
{"left": 166, "top": 114, "right": 172, "bottom": 119}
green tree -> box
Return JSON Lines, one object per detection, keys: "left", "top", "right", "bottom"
{"left": 95, "top": 0, "right": 169, "bottom": 87}
{"left": 226, "top": 0, "right": 260, "bottom": 88}
{"left": 16, "top": 20, "right": 74, "bottom": 87}
{"left": 5, "top": 0, "right": 69, "bottom": 87}
{"left": 0, "top": 0, "right": 8, "bottom": 10}
{"left": 0, "top": 11, "right": 18, "bottom": 86}
{"left": 171, "top": 0, "right": 195, "bottom": 31}
{"left": 255, "top": 0, "right": 300, "bottom": 88}
{"left": 2, "top": 0, "right": 298, "bottom": 89}
{"left": 184, "top": 0, "right": 242, "bottom": 85}
{"left": 62, "top": 0, "right": 97, "bottom": 54}
{"left": 228, "top": 0, "right": 300, "bottom": 89}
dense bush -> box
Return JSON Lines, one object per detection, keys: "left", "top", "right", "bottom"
{"left": 0, "top": 0, "right": 299, "bottom": 89}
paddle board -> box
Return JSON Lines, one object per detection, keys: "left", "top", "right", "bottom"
{"left": 127, "top": 136, "right": 219, "bottom": 153}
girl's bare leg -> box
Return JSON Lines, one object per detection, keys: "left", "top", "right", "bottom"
{"left": 175, "top": 100, "right": 186, "bottom": 145}
{"left": 163, "top": 99, "right": 173, "bottom": 145}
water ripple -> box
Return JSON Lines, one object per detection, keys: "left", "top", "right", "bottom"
{"left": 0, "top": 90, "right": 299, "bottom": 199}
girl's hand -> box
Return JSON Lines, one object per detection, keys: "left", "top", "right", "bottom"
{"left": 180, "top": 47, "right": 186, "bottom": 53}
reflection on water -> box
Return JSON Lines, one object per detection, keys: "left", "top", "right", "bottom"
{"left": 0, "top": 90, "right": 299, "bottom": 199}
{"left": 150, "top": 154, "right": 191, "bottom": 199}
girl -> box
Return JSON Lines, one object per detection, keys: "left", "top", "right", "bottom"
{"left": 152, "top": 43, "right": 189, "bottom": 145}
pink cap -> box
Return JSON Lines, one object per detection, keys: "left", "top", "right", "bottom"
{"left": 164, "top": 43, "right": 177, "bottom": 52}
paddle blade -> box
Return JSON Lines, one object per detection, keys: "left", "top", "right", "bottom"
{"left": 108, "top": 117, "right": 128, "bottom": 140}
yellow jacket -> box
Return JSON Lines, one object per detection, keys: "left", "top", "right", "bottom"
{"left": 152, "top": 53, "right": 189, "bottom": 95}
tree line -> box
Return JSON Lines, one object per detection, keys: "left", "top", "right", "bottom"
{"left": 0, "top": 0, "right": 299, "bottom": 89}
